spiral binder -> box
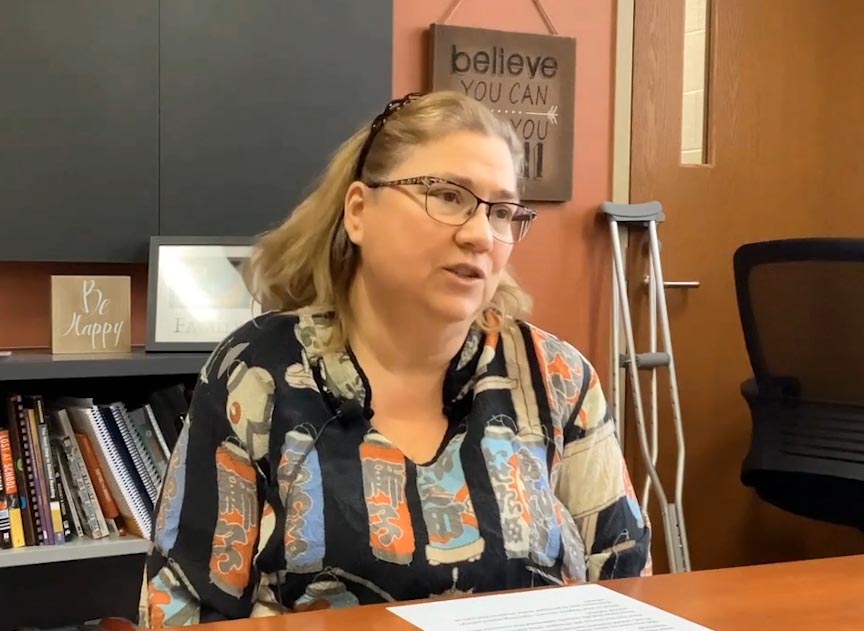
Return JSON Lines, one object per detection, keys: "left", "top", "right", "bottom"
{"left": 108, "top": 403, "right": 160, "bottom": 504}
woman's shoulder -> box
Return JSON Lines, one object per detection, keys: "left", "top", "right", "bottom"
{"left": 223, "top": 307, "right": 337, "bottom": 346}
{"left": 505, "top": 320, "right": 603, "bottom": 427}
{"left": 222, "top": 309, "right": 304, "bottom": 348}
{"left": 510, "top": 319, "right": 595, "bottom": 376}
{"left": 198, "top": 309, "right": 321, "bottom": 382}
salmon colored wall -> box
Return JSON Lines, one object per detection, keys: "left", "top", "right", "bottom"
{"left": 0, "top": 263, "right": 149, "bottom": 350}
{"left": 393, "top": 0, "right": 615, "bottom": 375}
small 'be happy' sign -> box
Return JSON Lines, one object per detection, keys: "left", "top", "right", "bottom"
{"left": 51, "top": 276, "right": 131, "bottom": 354}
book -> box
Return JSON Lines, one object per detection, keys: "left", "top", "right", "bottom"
{"left": 29, "top": 396, "right": 66, "bottom": 544}
{"left": 47, "top": 408, "right": 109, "bottom": 540}
{"left": 4, "top": 397, "right": 38, "bottom": 546}
{"left": 75, "top": 433, "right": 123, "bottom": 535}
{"left": 54, "top": 445, "right": 84, "bottom": 539}
{"left": 24, "top": 404, "right": 56, "bottom": 544}
{"left": 8, "top": 396, "right": 45, "bottom": 545}
{"left": 0, "top": 445, "right": 11, "bottom": 548}
{"left": 51, "top": 444, "right": 74, "bottom": 540}
{"left": 0, "top": 430, "right": 26, "bottom": 547}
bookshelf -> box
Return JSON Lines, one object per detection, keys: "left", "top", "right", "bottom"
{"left": 0, "top": 348, "right": 210, "bottom": 381}
{"left": 0, "top": 534, "right": 151, "bottom": 568}
{"left": 0, "top": 349, "right": 207, "bottom": 629}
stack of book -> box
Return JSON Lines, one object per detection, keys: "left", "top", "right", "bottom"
{"left": 0, "top": 386, "right": 188, "bottom": 548}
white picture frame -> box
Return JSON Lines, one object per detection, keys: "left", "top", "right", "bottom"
{"left": 146, "top": 236, "right": 261, "bottom": 351}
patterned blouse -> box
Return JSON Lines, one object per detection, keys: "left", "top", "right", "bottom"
{"left": 142, "top": 308, "right": 650, "bottom": 626}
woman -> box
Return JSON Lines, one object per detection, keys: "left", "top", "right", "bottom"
{"left": 142, "top": 91, "right": 650, "bottom": 626}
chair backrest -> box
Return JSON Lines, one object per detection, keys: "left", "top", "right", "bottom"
{"left": 734, "top": 238, "right": 864, "bottom": 406}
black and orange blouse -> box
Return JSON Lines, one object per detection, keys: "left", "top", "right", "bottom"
{"left": 142, "top": 308, "right": 650, "bottom": 626}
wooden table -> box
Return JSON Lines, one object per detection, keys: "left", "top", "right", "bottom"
{"left": 196, "top": 555, "right": 864, "bottom": 630}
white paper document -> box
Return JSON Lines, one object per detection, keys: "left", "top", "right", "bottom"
{"left": 388, "top": 584, "right": 713, "bottom": 631}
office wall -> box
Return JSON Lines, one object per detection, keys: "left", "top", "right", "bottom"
{"left": 394, "top": 0, "right": 616, "bottom": 374}
{"left": 4, "top": 0, "right": 616, "bottom": 376}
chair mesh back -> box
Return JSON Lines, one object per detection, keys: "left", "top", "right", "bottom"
{"left": 736, "top": 239, "right": 864, "bottom": 405}
{"left": 748, "top": 260, "right": 864, "bottom": 404}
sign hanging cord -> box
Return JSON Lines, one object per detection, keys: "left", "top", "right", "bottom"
{"left": 437, "top": 0, "right": 559, "bottom": 35}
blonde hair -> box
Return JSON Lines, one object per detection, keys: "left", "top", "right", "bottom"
{"left": 249, "top": 90, "right": 532, "bottom": 343}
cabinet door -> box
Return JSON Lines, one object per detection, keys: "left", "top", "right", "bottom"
{"left": 0, "top": 2, "right": 158, "bottom": 262}
{"left": 159, "top": 0, "right": 392, "bottom": 237}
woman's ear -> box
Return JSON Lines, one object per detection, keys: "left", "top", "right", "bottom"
{"left": 343, "top": 181, "right": 366, "bottom": 246}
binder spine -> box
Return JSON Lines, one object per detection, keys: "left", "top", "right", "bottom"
{"left": 111, "top": 403, "right": 159, "bottom": 504}
{"left": 129, "top": 407, "right": 167, "bottom": 481}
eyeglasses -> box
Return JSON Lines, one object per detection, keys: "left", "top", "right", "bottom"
{"left": 354, "top": 93, "right": 422, "bottom": 180}
{"left": 364, "top": 176, "right": 537, "bottom": 244}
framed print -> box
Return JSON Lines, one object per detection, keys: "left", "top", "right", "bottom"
{"left": 146, "top": 236, "right": 261, "bottom": 352}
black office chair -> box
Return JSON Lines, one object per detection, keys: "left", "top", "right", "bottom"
{"left": 734, "top": 238, "right": 864, "bottom": 530}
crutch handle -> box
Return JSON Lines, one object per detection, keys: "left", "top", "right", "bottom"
{"left": 619, "top": 352, "right": 671, "bottom": 370}
{"left": 600, "top": 201, "right": 665, "bottom": 223}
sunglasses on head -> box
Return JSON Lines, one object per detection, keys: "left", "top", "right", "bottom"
{"left": 353, "top": 93, "right": 423, "bottom": 180}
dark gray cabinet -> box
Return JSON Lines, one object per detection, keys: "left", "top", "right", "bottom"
{"left": 159, "top": 0, "right": 392, "bottom": 238}
{"left": 0, "top": 1, "right": 159, "bottom": 262}
{"left": 0, "top": 1, "right": 392, "bottom": 262}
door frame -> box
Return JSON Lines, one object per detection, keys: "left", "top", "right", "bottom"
{"left": 613, "top": 0, "right": 635, "bottom": 207}
{"left": 609, "top": 0, "right": 636, "bottom": 420}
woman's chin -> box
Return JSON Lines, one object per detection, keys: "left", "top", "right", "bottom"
{"left": 424, "top": 297, "right": 484, "bottom": 326}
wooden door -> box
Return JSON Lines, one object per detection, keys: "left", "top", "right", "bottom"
{"left": 628, "top": 0, "right": 864, "bottom": 571}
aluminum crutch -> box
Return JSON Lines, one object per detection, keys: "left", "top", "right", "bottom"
{"left": 601, "top": 200, "right": 692, "bottom": 574}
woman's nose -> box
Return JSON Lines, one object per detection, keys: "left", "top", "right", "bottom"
{"left": 454, "top": 204, "right": 495, "bottom": 252}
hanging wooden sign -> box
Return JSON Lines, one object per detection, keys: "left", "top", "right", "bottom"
{"left": 430, "top": 24, "right": 576, "bottom": 202}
